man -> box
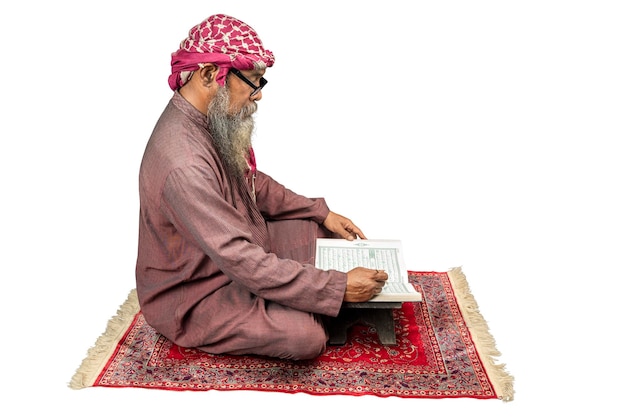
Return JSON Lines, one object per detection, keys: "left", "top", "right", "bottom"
{"left": 136, "top": 14, "right": 387, "bottom": 360}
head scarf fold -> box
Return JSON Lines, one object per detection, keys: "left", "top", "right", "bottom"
{"left": 168, "top": 14, "right": 275, "bottom": 90}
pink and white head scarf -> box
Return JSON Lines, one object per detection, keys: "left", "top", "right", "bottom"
{"left": 168, "top": 14, "right": 275, "bottom": 90}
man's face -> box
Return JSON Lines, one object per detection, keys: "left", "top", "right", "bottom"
{"left": 204, "top": 67, "right": 267, "bottom": 178}
{"left": 225, "top": 68, "right": 266, "bottom": 116}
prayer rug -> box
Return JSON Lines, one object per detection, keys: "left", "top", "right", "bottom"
{"left": 69, "top": 267, "right": 514, "bottom": 401}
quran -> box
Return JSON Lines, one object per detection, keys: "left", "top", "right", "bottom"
{"left": 315, "top": 238, "right": 422, "bottom": 302}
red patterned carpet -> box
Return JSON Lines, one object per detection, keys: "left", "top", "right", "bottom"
{"left": 70, "top": 268, "right": 514, "bottom": 401}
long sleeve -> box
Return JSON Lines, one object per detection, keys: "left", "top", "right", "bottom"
{"left": 254, "top": 170, "right": 330, "bottom": 223}
{"left": 157, "top": 167, "right": 345, "bottom": 315}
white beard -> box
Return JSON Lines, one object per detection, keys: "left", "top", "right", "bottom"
{"left": 207, "top": 87, "right": 257, "bottom": 178}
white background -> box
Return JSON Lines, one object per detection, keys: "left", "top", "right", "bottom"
{"left": 1, "top": 1, "right": 624, "bottom": 415}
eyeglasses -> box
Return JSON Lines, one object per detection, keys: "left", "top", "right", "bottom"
{"left": 230, "top": 69, "right": 268, "bottom": 97}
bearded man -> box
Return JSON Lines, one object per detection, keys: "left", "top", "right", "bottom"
{"left": 136, "top": 14, "right": 387, "bottom": 360}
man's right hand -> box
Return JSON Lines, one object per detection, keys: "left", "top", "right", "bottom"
{"left": 344, "top": 267, "right": 388, "bottom": 302}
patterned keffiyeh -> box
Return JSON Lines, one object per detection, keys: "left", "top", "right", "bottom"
{"left": 168, "top": 14, "right": 275, "bottom": 90}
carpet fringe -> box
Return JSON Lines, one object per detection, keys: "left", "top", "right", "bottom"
{"left": 68, "top": 289, "right": 140, "bottom": 389}
{"left": 447, "top": 267, "right": 515, "bottom": 402}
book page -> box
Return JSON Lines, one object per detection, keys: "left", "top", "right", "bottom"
{"left": 315, "top": 239, "right": 406, "bottom": 282}
{"left": 315, "top": 239, "right": 422, "bottom": 302}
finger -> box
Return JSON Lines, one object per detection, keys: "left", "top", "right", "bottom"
{"left": 373, "top": 269, "right": 388, "bottom": 281}
{"left": 348, "top": 224, "right": 366, "bottom": 240}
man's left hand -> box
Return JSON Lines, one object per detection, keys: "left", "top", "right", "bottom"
{"left": 323, "top": 211, "right": 366, "bottom": 241}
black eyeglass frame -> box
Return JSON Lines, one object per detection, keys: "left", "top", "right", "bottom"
{"left": 230, "top": 69, "right": 268, "bottom": 97}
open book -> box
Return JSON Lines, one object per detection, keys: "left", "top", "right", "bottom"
{"left": 315, "top": 238, "right": 422, "bottom": 302}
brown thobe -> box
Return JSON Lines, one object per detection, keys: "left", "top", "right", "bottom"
{"left": 136, "top": 92, "right": 347, "bottom": 360}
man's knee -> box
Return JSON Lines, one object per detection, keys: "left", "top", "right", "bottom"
{"left": 282, "top": 320, "right": 328, "bottom": 360}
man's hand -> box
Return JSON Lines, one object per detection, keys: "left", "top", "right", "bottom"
{"left": 344, "top": 267, "right": 388, "bottom": 302}
{"left": 323, "top": 211, "right": 366, "bottom": 241}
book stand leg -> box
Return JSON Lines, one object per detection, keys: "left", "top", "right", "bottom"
{"left": 327, "top": 302, "right": 403, "bottom": 346}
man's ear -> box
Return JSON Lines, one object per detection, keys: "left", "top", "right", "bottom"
{"left": 198, "top": 63, "right": 219, "bottom": 87}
